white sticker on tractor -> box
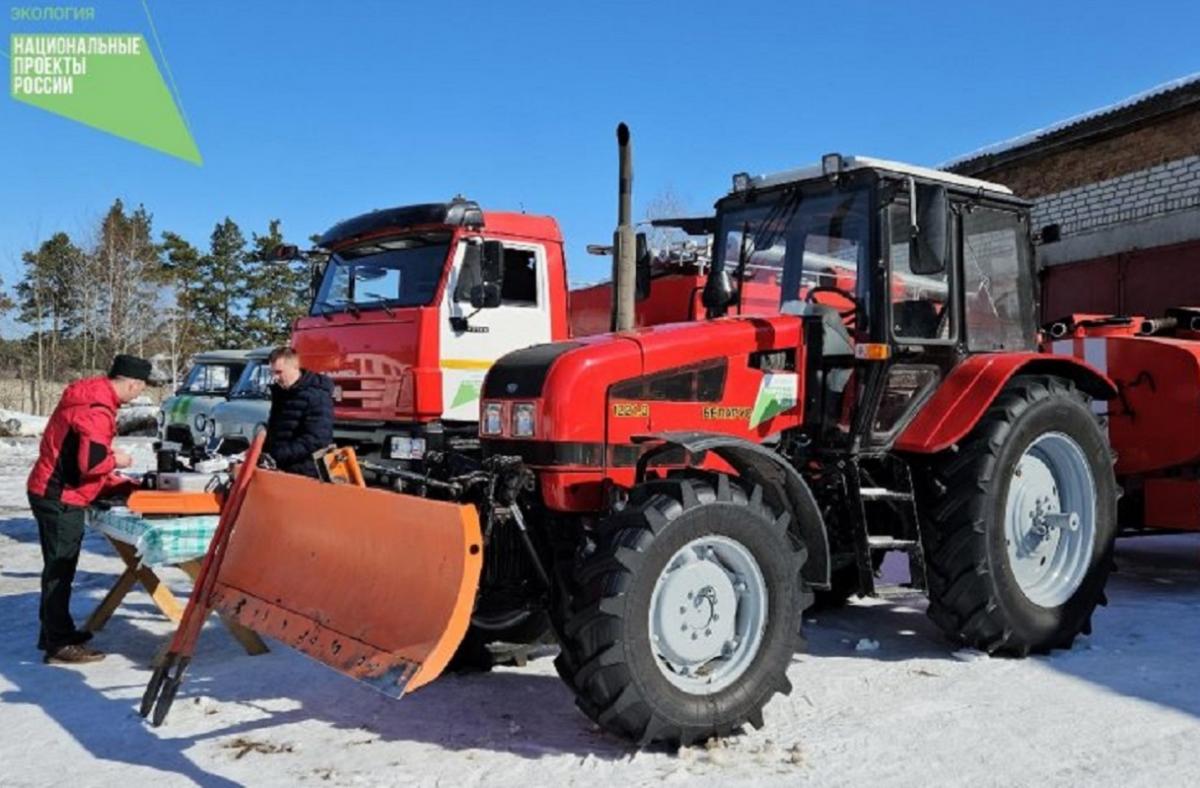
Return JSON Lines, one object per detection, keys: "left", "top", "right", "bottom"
{"left": 750, "top": 372, "right": 799, "bottom": 428}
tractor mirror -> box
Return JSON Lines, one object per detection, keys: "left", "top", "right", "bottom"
{"left": 469, "top": 282, "right": 502, "bottom": 310}
{"left": 481, "top": 240, "right": 505, "bottom": 287}
{"left": 635, "top": 231, "right": 651, "bottom": 301}
{"left": 701, "top": 268, "right": 736, "bottom": 313}
{"left": 910, "top": 183, "right": 949, "bottom": 276}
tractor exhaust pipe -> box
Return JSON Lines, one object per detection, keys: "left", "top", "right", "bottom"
{"left": 613, "top": 122, "right": 636, "bottom": 332}
{"left": 1139, "top": 317, "right": 1177, "bottom": 335}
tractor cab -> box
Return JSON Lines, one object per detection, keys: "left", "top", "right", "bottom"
{"left": 708, "top": 155, "right": 1036, "bottom": 449}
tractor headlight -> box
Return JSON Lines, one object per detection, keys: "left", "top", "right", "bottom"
{"left": 481, "top": 402, "right": 504, "bottom": 436}
{"left": 194, "top": 413, "right": 208, "bottom": 433}
{"left": 157, "top": 409, "right": 166, "bottom": 427}
{"left": 512, "top": 403, "right": 536, "bottom": 438}
{"left": 384, "top": 435, "right": 426, "bottom": 461}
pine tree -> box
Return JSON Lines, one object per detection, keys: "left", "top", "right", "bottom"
{"left": 158, "top": 231, "right": 206, "bottom": 383}
{"left": 191, "top": 218, "right": 249, "bottom": 348}
{"left": 17, "top": 233, "right": 85, "bottom": 387}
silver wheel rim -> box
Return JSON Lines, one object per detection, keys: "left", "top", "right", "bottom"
{"left": 1004, "top": 432, "right": 1096, "bottom": 608}
{"left": 648, "top": 535, "right": 768, "bottom": 695}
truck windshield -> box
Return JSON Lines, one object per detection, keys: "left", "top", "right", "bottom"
{"left": 312, "top": 233, "right": 451, "bottom": 315}
{"left": 715, "top": 185, "right": 871, "bottom": 310}
{"left": 230, "top": 360, "right": 272, "bottom": 399}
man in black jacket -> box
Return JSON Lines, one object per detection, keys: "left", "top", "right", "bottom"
{"left": 264, "top": 347, "right": 334, "bottom": 477}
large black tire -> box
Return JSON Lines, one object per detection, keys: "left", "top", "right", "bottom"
{"left": 919, "top": 374, "right": 1117, "bottom": 655}
{"left": 555, "top": 475, "right": 809, "bottom": 746}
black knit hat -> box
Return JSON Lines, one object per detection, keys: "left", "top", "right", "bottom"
{"left": 108, "top": 354, "right": 154, "bottom": 382}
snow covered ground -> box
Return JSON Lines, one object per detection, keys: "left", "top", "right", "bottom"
{"left": 0, "top": 437, "right": 1198, "bottom": 787}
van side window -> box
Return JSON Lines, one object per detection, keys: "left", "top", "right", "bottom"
{"left": 501, "top": 248, "right": 539, "bottom": 305}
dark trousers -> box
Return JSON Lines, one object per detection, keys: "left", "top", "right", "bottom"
{"left": 28, "top": 492, "right": 87, "bottom": 652}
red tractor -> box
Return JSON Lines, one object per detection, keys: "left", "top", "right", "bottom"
{"left": 148, "top": 146, "right": 1122, "bottom": 747}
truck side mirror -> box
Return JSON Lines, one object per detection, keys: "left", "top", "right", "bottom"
{"left": 271, "top": 243, "right": 301, "bottom": 262}
{"left": 910, "top": 182, "right": 949, "bottom": 276}
{"left": 482, "top": 240, "right": 505, "bottom": 287}
{"left": 308, "top": 261, "right": 326, "bottom": 300}
{"left": 454, "top": 242, "right": 483, "bottom": 302}
{"left": 469, "top": 282, "right": 502, "bottom": 309}
{"left": 635, "top": 231, "right": 651, "bottom": 301}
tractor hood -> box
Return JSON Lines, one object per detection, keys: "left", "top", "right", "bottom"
{"left": 483, "top": 316, "right": 802, "bottom": 445}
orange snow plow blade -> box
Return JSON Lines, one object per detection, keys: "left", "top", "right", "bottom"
{"left": 207, "top": 468, "right": 483, "bottom": 696}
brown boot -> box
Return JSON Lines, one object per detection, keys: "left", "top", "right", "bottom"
{"left": 44, "top": 644, "right": 106, "bottom": 664}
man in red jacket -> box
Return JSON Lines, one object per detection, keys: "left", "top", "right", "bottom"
{"left": 27, "top": 354, "right": 152, "bottom": 664}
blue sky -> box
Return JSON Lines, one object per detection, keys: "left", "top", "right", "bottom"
{"left": 2, "top": 0, "right": 1198, "bottom": 316}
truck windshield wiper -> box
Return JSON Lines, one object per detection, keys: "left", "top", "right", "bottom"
{"left": 363, "top": 293, "right": 395, "bottom": 316}
{"left": 321, "top": 298, "right": 360, "bottom": 317}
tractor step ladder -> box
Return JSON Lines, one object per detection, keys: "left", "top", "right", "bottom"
{"left": 845, "top": 459, "right": 927, "bottom": 596}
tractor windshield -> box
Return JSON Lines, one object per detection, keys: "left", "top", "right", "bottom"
{"left": 312, "top": 233, "right": 451, "bottom": 315}
{"left": 715, "top": 186, "right": 871, "bottom": 314}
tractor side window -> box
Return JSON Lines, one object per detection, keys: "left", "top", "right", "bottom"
{"left": 888, "top": 203, "right": 952, "bottom": 341}
{"left": 500, "top": 247, "right": 539, "bottom": 306}
{"left": 962, "top": 208, "right": 1035, "bottom": 351}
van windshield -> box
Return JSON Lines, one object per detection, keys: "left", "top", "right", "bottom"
{"left": 230, "top": 360, "right": 272, "bottom": 399}
{"left": 312, "top": 233, "right": 451, "bottom": 314}
{"left": 179, "top": 362, "right": 243, "bottom": 395}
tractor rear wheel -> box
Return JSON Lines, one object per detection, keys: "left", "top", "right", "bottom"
{"left": 919, "top": 374, "right": 1117, "bottom": 654}
{"left": 555, "top": 475, "right": 808, "bottom": 746}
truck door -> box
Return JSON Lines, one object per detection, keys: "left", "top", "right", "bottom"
{"left": 439, "top": 239, "right": 553, "bottom": 421}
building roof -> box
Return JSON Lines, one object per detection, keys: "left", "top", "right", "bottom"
{"left": 945, "top": 73, "right": 1200, "bottom": 174}
{"left": 741, "top": 155, "right": 1013, "bottom": 195}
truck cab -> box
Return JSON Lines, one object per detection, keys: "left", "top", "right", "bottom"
{"left": 291, "top": 199, "right": 569, "bottom": 464}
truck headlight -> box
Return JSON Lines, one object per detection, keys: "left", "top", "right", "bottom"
{"left": 512, "top": 403, "right": 536, "bottom": 437}
{"left": 385, "top": 435, "right": 426, "bottom": 461}
{"left": 482, "top": 402, "right": 504, "bottom": 436}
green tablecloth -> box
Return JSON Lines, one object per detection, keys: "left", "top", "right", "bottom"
{"left": 88, "top": 507, "right": 219, "bottom": 567}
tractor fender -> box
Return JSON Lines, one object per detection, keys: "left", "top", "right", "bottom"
{"left": 893, "top": 352, "right": 1116, "bottom": 454}
{"left": 633, "top": 431, "right": 831, "bottom": 590}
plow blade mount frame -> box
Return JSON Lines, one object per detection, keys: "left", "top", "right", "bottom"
{"left": 210, "top": 467, "right": 483, "bottom": 696}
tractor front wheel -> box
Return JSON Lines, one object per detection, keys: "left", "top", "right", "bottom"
{"left": 556, "top": 475, "right": 808, "bottom": 746}
{"left": 920, "top": 374, "right": 1117, "bottom": 654}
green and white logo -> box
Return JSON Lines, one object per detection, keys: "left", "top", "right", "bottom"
{"left": 750, "top": 372, "right": 799, "bottom": 428}
{"left": 450, "top": 379, "right": 482, "bottom": 409}
{"left": 9, "top": 33, "right": 200, "bottom": 164}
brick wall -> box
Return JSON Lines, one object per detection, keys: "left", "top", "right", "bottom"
{"left": 972, "top": 108, "right": 1200, "bottom": 197}
{"left": 1030, "top": 154, "right": 1200, "bottom": 237}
